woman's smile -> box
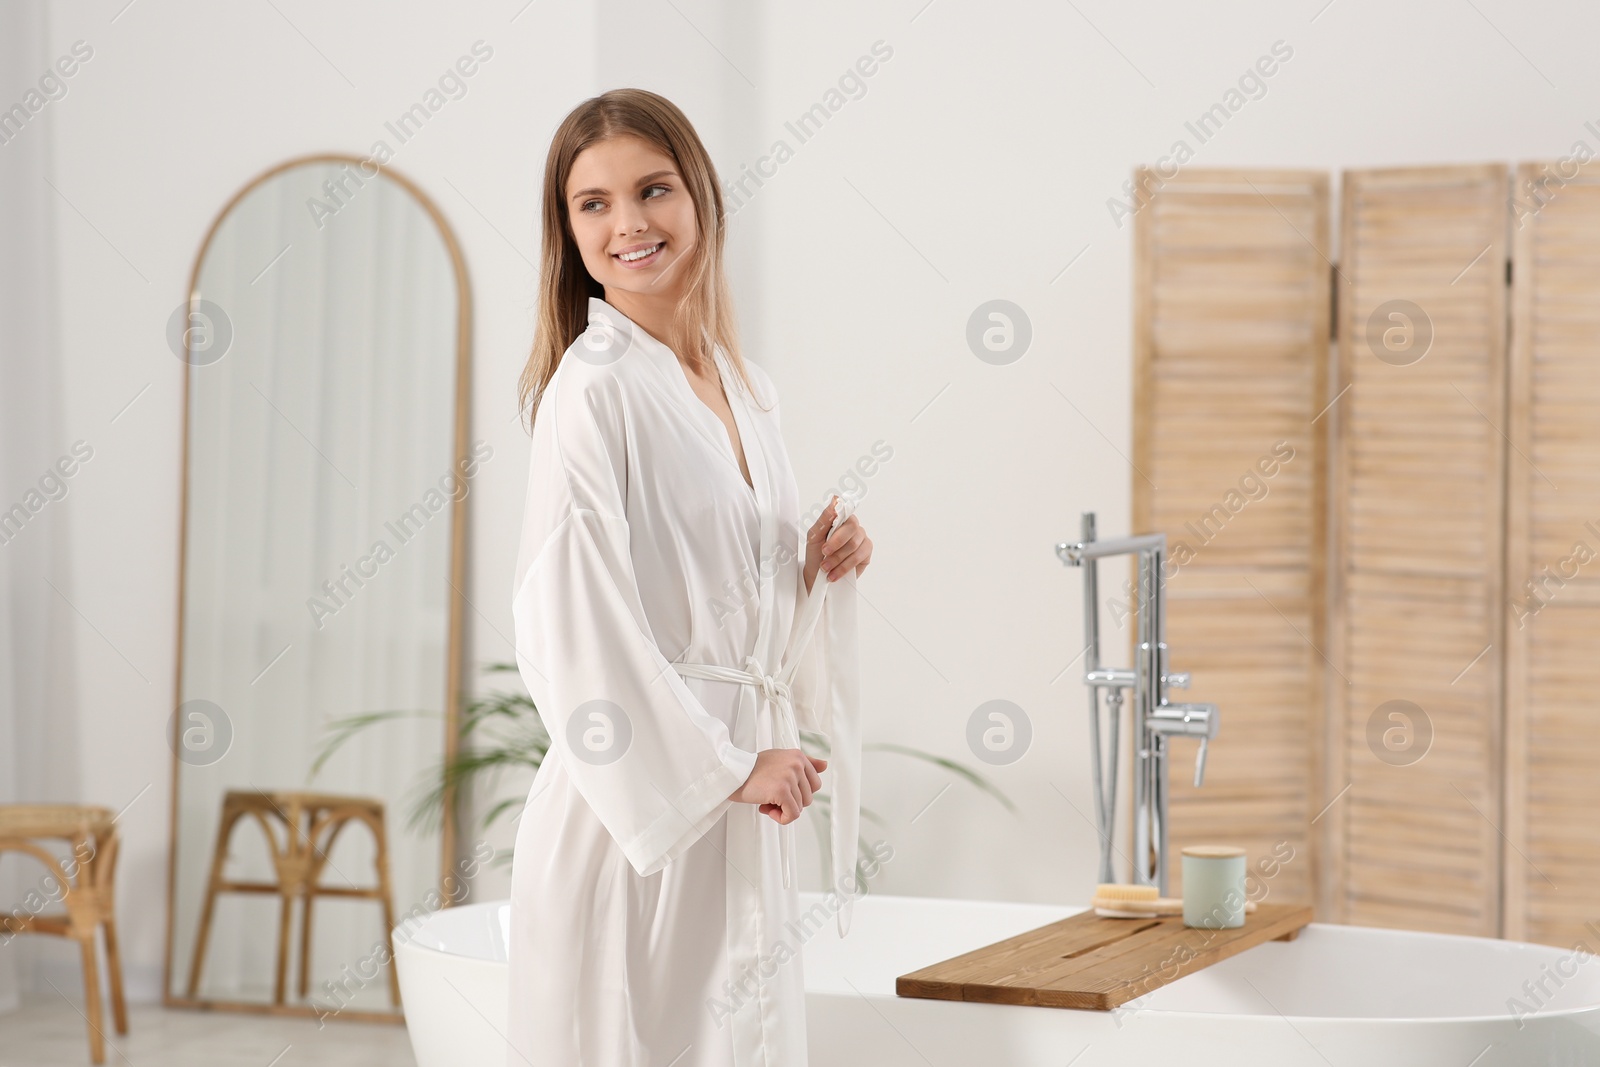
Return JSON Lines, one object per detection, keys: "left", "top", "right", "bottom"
{"left": 612, "top": 240, "right": 665, "bottom": 268}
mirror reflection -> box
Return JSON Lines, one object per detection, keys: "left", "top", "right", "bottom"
{"left": 166, "top": 157, "right": 464, "bottom": 1017}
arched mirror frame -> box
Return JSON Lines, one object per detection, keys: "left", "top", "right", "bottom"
{"left": 159, "top": 152, "right": 472, "bottom": 1021}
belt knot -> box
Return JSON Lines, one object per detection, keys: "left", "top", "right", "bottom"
{"left": 742, "top": 654, "right": 791, "bottom": 711}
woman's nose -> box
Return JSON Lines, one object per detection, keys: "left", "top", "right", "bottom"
{"left": 613, "top": 200, "right": 647, "bottom": 235}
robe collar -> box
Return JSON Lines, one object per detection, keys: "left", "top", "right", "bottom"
{"left": 586, "top": 296, "right": 769, "bottom": 513}
{"left": 588, "top": 294, "right": 787, "bottom": 706}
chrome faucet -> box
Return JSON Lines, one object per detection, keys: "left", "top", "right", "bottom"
{"left": 1056, "top": 512, "right": 1219, "bottom": 896}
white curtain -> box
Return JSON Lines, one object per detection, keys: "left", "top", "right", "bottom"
{"left": 0, "top": 0, "right": 86, "bottom": 1013}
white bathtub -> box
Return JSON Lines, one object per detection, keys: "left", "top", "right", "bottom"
{"left": 394, "top": 892, "right": 1600, "bottom": 1066}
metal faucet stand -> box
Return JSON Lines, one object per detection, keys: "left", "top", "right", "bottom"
{"left": 1056, "top": 511, "right": 1220, "bottom": 895}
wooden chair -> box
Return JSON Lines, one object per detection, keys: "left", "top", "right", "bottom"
{"left": 0, "top": 804, "right": 126, "bottom": 1065}
{"left": 185, "top": 789, "right": 400, "bottom": 1007}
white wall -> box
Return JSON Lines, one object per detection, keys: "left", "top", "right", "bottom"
{"left": 20, "top": 0, "right": 1600, "bottom": 999}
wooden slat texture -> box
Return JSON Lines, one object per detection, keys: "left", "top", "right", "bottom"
{"left": 1505, "top": 161, "right": 1600, "bottom": 947}
{"left": 1329, "top": 164, "right": 1508, "bottom": 937}
{"left": 1131, "top": 168, "right": 1329, "bottom": 914}
{"left": 896, "top": 904, "right": 1312, "bottom": 1011}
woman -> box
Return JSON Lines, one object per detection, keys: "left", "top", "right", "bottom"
{"left": 506, "top": 88, "right": 874, "bottom": 1067}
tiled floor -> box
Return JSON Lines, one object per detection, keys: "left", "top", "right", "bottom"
{"left": 0, "top": 993, "right": 417, "bottom": 1066}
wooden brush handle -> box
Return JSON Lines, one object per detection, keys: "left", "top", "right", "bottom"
{"left": 1091, "top": 896, "right": 1180, "bottom": 914}
{"left": 1093, "top": 897, "right": 1260, "bottom": 915}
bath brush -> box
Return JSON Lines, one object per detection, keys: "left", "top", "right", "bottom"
{"left": 1090, "top": 883, "right": 1258, "bottom": 918}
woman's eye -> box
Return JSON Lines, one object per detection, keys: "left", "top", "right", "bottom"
{"left": 581, "top": 199, "right": 603, "bottom": 213}
{"left": 643, "top": 184, "right": 670, "bottom": 200}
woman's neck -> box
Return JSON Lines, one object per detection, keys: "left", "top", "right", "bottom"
{"left": 603, "top": 286, "right": 683, "bottom": 358}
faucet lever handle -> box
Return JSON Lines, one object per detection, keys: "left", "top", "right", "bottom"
{"left": 1193, "top": 736, "right": 1209, "bottom": 788}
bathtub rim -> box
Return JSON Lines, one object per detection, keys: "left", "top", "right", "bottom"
{"left": 392, "top": 894, "right": 1600, "bottom": 1028}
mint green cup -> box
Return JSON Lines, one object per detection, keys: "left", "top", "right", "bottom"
{"left": 1182, "top": 845, "right": 1247, "bottom": 929}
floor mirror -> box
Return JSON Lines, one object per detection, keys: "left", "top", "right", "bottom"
{"left": 161, "top": 153, "right": 471, "bottom": 1021}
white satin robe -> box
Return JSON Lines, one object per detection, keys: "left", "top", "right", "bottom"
{"left": 505, "top": 297, "right": 861, "bottom": 1067}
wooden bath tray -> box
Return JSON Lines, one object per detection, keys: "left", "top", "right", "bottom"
{"left": 896, "top": 903, "right": 1312, "bottom": 1011}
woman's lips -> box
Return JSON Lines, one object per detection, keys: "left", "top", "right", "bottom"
{"left": 613, "top": 241, "right": 664, "bottom": 269}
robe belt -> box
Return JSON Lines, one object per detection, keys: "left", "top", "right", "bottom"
{"left": 670, "top": 495, "right": 853, "bottom": 896}
{"left": 670, "top": 652, "right": 805, "bottom": 889}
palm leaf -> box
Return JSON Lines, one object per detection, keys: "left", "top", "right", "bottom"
{"left": 862, "top": 741, "right": 1019, "bottom": 813}
{"left": 309, "top": 709, "right": 440, "bottom": 779}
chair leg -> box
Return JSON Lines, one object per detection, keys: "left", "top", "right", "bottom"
{"left": 185, "top": 876, "right": 224, "bottom": 998}
{"left": 297, "top": 891, "right": 315, "bottom": 1000}
{"left": 102, "top": 916, "right": 128, "bottom": 1034}
{"left": 78, "top": 932, "right": 106, "bottom": 1065}
{"left": 185, "top": 812, "right": 238, "bottom": 998}
{"left": 379, "top": 882, "right": 401, "bottom": 1008}
{"left": 273, "top": 889, "right": 293, "bottom": 1006}
{"left": 374, "top": 839, "right": 401, "bottom": 1007}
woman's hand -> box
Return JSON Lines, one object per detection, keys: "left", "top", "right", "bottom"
{"left": 803, "top": 495, "right": 873, "bottom": 595}
{"left": 729, "top": 748, "right": 827, "bottom": 825}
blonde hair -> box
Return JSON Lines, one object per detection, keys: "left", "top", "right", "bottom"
{"left": 518, "top": 88, "right": 764, "bottom": 432}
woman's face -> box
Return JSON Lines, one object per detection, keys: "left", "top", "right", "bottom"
{"left": 565, "top": 134, "right": 698, "bottom": 302}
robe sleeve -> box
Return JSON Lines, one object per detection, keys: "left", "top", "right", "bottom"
{"left": 789, "top": 550, "right": 862, "bottom": 936}
{"left": 511, "top": 362, "right": 759, "bottom": 878}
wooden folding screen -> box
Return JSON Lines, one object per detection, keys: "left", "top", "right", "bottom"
{"left": 1504, "top": 160, "right": 1600, "bottom": 947}
{"left": 1135, "top": 160, "right": 1600, "bottom": 946}
{"left": 1327, "top": 165, "right": 1509, "bottom": 938}
{"left": 1131, "top": 167, "right": 1329, "bottom": 910}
